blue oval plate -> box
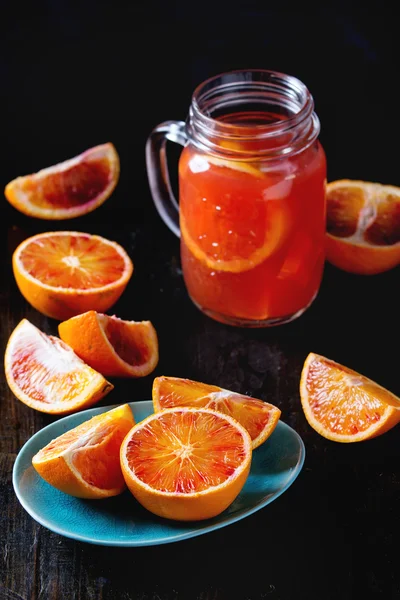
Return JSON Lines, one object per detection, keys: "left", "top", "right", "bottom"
{"left": 13, "top": 401, "right": 305, "bottom": 546}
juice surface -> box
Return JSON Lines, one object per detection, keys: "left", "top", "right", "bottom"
{"left": 178, "top": 112, "right": 327, "bottom": 325}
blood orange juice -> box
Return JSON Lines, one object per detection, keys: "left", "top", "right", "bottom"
{"left": 146, "top": 69, "right": 327, "bottom": 326}
{"left": 179, "top": 113, "right": 326, "bottom": 326}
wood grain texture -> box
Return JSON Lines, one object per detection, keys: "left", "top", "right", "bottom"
{"left": 2, "top": 216, "right": 400, "bottom": 600}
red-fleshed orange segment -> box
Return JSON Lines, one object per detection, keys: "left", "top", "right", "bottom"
{"left": 4, "top": 318, "right": 113, "bottom": 414}
{"left": 5, "top": 143, "right": 120, "bottom": 220}
{"left": 32, "top": 404, "right": 135, "bottom": 498}
{"left": 152, "top": 376, "right": 281, "bottom": 449}
{"left": 300, "top": 353, "right": 400, "bottom": 442}
{"left": 58, "top": 311, "right": 159, "bottom": 378}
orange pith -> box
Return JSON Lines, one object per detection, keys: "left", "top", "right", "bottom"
{"left": 300, "top": 353, "right": 400, "bottom": 442}
{"left": 152, "top": 376, "right": 281, "bottom": 449}
{"left": 58, "top": 310, "right": 159, "bottom": 378}
{"left": 179, "top": 150, "right": 291, "bottom": 274}
{"left": 12, "top": 231, "right": 133, "bottom": 320}
{"left": 5, "top": 143, "right": 120, "bottom": 220}
{"left": 32, "top": 404, "right": 135, "bottom": 499}
{"left": 4, "top": 319, "right": 113, "bottom": 414}
{"left": 120, "top": 407, "right": 252, "bottom": 521}
{"left": 326, "top": 179, "right": 400, "bottom": 274}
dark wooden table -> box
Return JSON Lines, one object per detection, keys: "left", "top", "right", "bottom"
{"left": 1, "top": 2, "right": 400, "bottom": 599}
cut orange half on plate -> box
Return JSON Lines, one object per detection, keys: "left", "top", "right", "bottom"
{"left": 5, "top": 143, "right": 120, "bottom": 220}
{"left": 4, "top": 319, "right": 113, "bottom": 414}
{"left": 120, "top": 407, "right": 252, "bottom": 521}
{"left": 58, "top": 310, "right": 159, "bottom": 378}
{"left": 300, "top": 352, "right": 400, "bottom": 442}
{"left": 12, "top": 231, "right": 133, "bottom": 320}
{"left": 32, "top": 404, "right": 135, "bottom": 499}
{"left": 326, "top": 179, "right": 400, "bottom": 274}
{"left": 152, "top": 376, "right": 281, "bottom": 449}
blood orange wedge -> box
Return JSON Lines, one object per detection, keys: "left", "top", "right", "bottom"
{"left": 4, "top": 319, "right": 113, "bottom": 414}
{"left": 300, "top": 353, "right": 400, "bottom": 443}
{"left": 58, "top": 310, "right": 159, "bottom": 378}
{"left": 326, "top": 179, "right": 400, "bottom": 274}
{"left": 120, "top": 407, "right": 252, "bottom": 521}
{"left": 152, "top": 376, "right": 281, "bottom": 449}
{"left": 12, "top": 231, "right": 133, "bottom": 320}
{"left": 5, "top": 143, "right": 120, "bottom": 220}
{"left": 32, "top": 404, "right": 135, "bottom": 499}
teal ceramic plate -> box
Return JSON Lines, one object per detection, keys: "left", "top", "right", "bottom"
{"left": 13, "top": 401, "right": 305, "bottom": 546}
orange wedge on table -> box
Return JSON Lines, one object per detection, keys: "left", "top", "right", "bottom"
{"left": 120, "top": 407, "right": 252, "bottom": 521}
{"left": 5, "top": 143, "right": 120, "bottom": 220}
{"left": 58, "top": 310, "right": 159, "bottom": 378}
{"left": 179, "top": 150, "right": 290, "bottom": 273}
{"left": 152, "top": 376, "right": 281, "bottom": 449}
{"left": 300, "top": 353, "right": 400, "bottom": 442}
{"left": 326, "top": 179, "right": 400, "bottom": 274}
{"left": 4, "top": 319, "right": 113, "bottom": 414}
{"left": 12, "top": 231, "right": 133, "bottom": 320}
{"left": 32, "top": 404, "right": 135, "bottom": 499}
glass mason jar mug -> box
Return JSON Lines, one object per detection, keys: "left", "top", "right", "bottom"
{"left": 146, "top": 69, "right": 327, "bottom": 327}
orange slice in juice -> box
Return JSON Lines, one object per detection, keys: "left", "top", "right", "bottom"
{"left": 180, "top": 152, "right": 291, "bottom": 273}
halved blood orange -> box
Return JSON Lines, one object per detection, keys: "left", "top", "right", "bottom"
{"left": 120, "top": 407, "right": 252, "bottom": 521}
{"left": 58, "top": 310, "right": 159, "bottom": 378}
{"left": 300, "top": 352, "right": 400, "bottom": 442}
{"left": 326, "top": 179, "right": 400, "bottom": 274}
{"left": 4, "top": 319, "right": 113, "bottom": 414}
{"left": 32, "top": 404, "right": 135, "bottom": 499}
{"left": 152, "top": 376, "right": 281, "bottom": 449}
{"left": 12, "top": 231, "right": 133, "bottom": 320}
{"left": 5, "top": 143, "right": 120, "bottom": 220}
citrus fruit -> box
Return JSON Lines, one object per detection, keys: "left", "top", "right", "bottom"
{"left": 152, "top": 376, "right": 281, "bottom": 449}
{"left": 326, "top": 179, "right": 400, "bottom": 274}
{"left": 120, "top": 407, "right": 252, "bottom": 521}
{"left": 300, "top": 352, "right": 400, "bottom": 442}
{"left": 4, "top": 319, "right": 113, "bottom": 414}
{"left": 12, "top": 231, "right": 133, "bottom": 320}
{"left": 5, "top": 143, "right": 120, "bottom": 220}
{"left": 58, "top": 310, "right": 159, "bottom": 378}
{"left": 32, "top": 404, "right": 135, "bottom": 499}
{"left": 179, "top": 148, "right": 291, "bottom": 274}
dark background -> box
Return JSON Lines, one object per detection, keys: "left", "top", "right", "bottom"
{"left": 1, "top": 2, "right": 400, "bottom": 599}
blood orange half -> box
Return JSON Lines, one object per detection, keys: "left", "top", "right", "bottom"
{"left": 12, "top": 231, "right": 133, "bottom": 320}
{"left": 120, "top": 407, "right": 252, "bottom": 521}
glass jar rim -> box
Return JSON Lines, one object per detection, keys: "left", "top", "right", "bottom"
{"left": 190, "top": 68, "right": 315, "bottom": 138}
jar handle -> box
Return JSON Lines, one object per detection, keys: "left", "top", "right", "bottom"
{"left": 145, "top": 120, "right": 187, "bottom": 238}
